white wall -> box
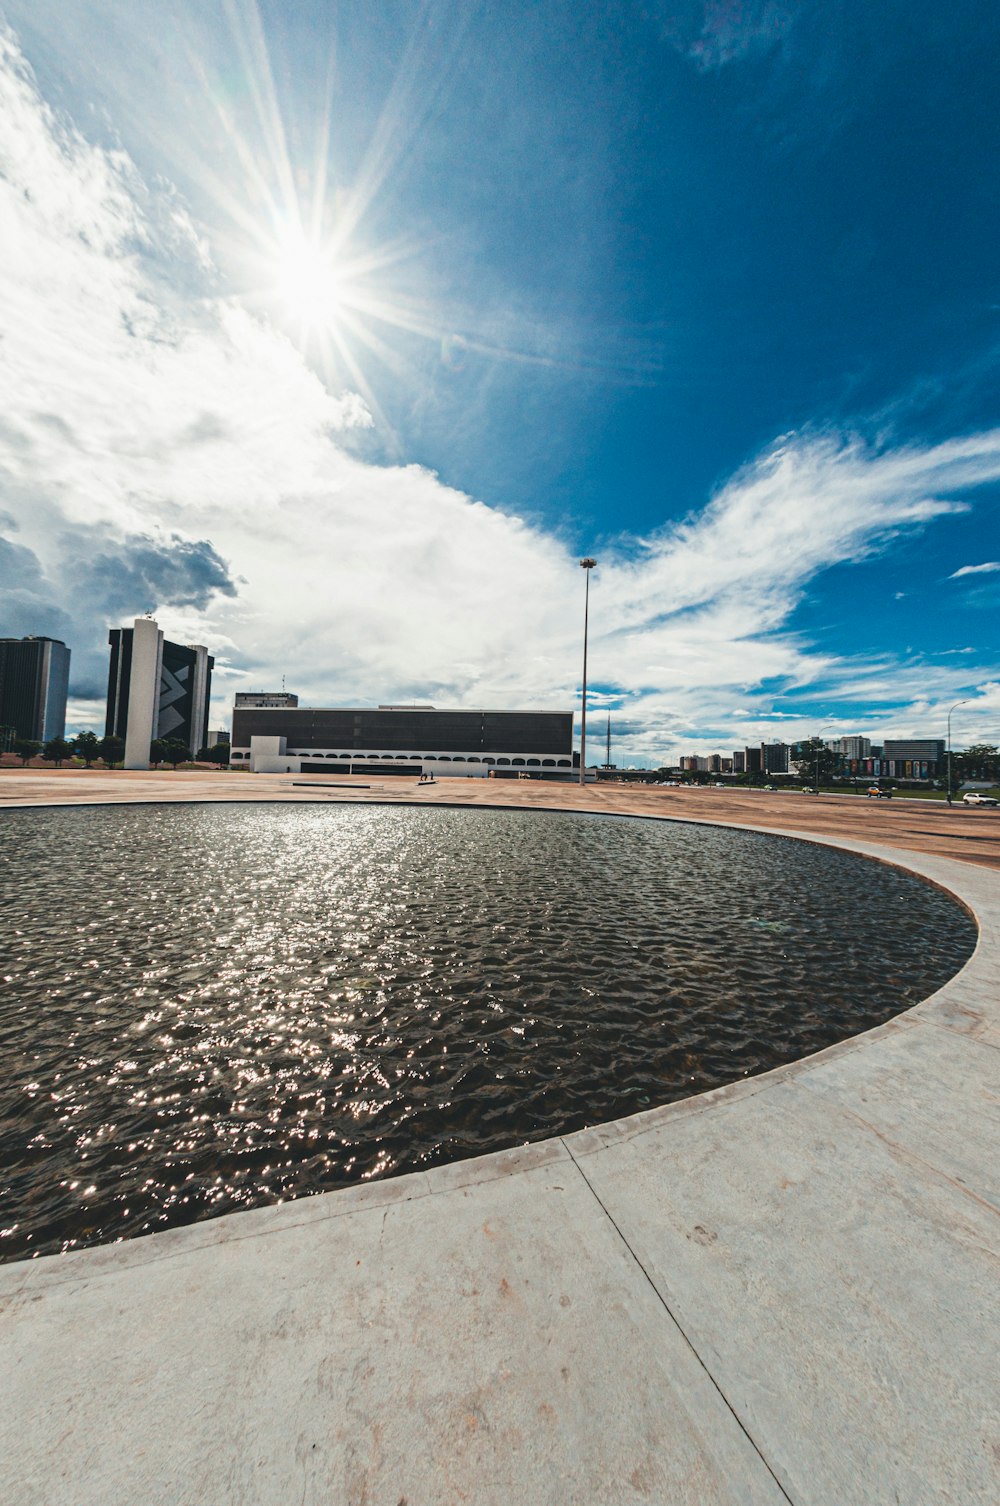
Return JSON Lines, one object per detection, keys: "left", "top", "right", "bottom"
{"left": 123, "top": 618, "right": 163, "bottom": 769}
{"left": 242, "top": 736, "right": 573, "bottom": 778}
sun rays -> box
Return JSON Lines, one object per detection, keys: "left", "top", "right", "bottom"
{"left": 168, "top": 0, "right": 623, "bottom": 447}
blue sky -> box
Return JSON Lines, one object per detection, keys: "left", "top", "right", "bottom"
{"left": 1, "top": 0, "right": 999, "bottom": 762}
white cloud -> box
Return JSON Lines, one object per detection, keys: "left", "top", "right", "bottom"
{"left": 2, "top": 27, "right": 1000, "bottom": 765}
{"left": 950, "top": 561, "right": 1000, "bottom": 578}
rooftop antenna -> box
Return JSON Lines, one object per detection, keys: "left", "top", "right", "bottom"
{"left": 281, "top": 673, "right": 286, "bottom": 693}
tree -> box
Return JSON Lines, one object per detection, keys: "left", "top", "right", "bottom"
{"left": 962, "top": 744, "right": 999, "bottom": 783}
{"left": 796, "top": 738, "right": 839, "bottom": 790}
{"left": 197, "top": 742, "right": 230, "bottom": 767}
{"left": 149, "top": 739, "right": 167, "bottom": 767}
{"left": 13, "top": 738, "right": 42, "bottom": 765}
{"left": 72, "top": 731, "right": 101, "bottom": 768}
{"left": 98, "top": 734, "right": 125, "bottom": 769}
{"left": 161, "top": 739, "right": 189, "bottom": 768}
{"left": 43, "top": 736, "right": 73, "bottom": 766}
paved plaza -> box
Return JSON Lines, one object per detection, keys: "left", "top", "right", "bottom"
{"left": 3, "top": 765, "right": 1000, "bottom": 870}
{"left": 1, "top": 772, "right": 998, "bottom": 1504}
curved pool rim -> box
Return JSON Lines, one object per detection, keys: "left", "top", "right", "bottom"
{"left": 0, "top": 792, "right": 991, "bottom": 1270}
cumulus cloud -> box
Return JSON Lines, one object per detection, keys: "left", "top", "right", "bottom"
{"left": 0, "top": 528, "right": 75, "bottom": 642}
{"left": 1, "top": 25, "right": 999, "bottom": 760}
{"left": 80, "top": 533, "right": 237, "bottom": 617}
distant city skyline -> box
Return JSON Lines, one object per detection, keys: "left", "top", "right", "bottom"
{"left": 1, "top": 3, "right": 999, "bottom": 763}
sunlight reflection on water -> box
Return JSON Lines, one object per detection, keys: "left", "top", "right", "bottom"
{"left": 0, "top": 803, "right": 975, "bottom": 1261}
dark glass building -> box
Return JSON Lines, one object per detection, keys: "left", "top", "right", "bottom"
{"left": 0, "top": 636, "right": 70, "bottom": 743}
{"left": 106, "top": 623, "right": 214, "bottom": 760}
{"left": 231, "top": 704, "right": 575, "bottom": 777}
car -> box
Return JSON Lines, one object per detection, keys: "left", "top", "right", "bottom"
{"left": 962, "top": 792, "right": 998, "bottom": 807}
{"left": 866, "top": 786, "right": 892, "bottom": 799}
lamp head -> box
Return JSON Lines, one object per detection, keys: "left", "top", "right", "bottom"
{"left": 580, "top": 557, "right": 597, "bottom": 570}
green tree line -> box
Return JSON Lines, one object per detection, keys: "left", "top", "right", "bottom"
{"left": 7, "top": 733, "right": 230, "bottom": 768}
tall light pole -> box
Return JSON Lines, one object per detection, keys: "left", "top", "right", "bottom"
{"left": 947, "top": 699, "right": 969, "bottom": 806}
{"left": 578, "top": 557, "right": 597, "bottom": 786}
{"left": 814, "top": 725, "right": 836, "bottom": 795}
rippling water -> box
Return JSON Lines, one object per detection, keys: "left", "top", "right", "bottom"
{"left": 0, "top": 803, "right": 975, "bottom": 1260}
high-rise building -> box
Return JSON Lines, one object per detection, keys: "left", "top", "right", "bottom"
{"left": 838, "top": 736, "right": 871, "bottom": 759}
{"left": 761, "top": 741, "right": 789, "bottom": 773}
{"left": 106, "top": 618, "right": 214, "bottom": 768}
{"left": 0, "top": 635, "right": 70, "bottom": 743}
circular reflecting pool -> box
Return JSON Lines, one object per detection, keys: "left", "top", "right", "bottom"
{"left": 0, "top": 803, "right": 975, "bottom": 1260}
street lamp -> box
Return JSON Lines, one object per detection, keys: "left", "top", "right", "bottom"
{"left": 578, "top": 557, "right": 597, "bottom": 786}
{"left": 947, "top": 699, "right": 970, "bottom": 806}
{"left": 814, "top": 725, "right": 836, "bottom": 795}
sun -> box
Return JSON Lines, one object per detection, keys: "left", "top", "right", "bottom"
{"left": 275, "top": 232, "right": 346, "bottom": 332}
